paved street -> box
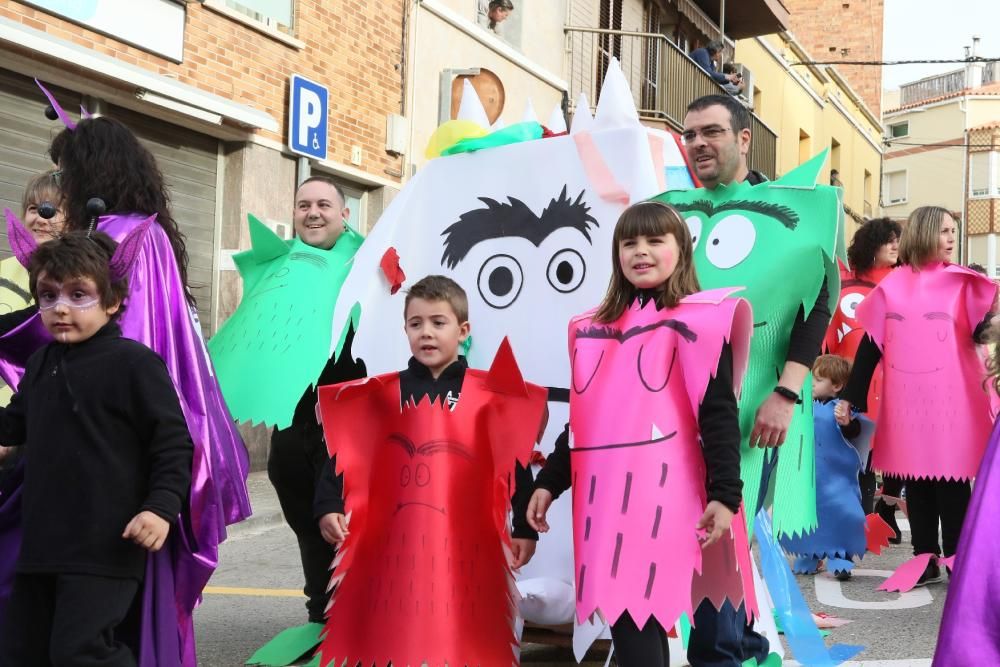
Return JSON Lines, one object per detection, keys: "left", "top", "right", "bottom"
{"left": 194, "top": 474, "right": 945, "bottom": 666}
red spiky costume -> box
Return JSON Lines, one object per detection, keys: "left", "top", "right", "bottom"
{"left": 316, "top": 340, "right": 547, "bottom": 667}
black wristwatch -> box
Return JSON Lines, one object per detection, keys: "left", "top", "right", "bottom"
{"left": 773, "top": 385, "right": 802, "bottom": 404}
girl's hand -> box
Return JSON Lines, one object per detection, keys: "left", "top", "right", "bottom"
{"left": 509, "top": 538, "right": 537, "bottom": 569}
{"left": 122, "top": 511, "right": 170, "bottom": 552}
{"left": 696, "top": 501, "right": 734, "bottom": 548}
{"left": 527, "top": 488, "right": 554, "bottom": 533}
{"left": 834, "top": 400, "right": 852, "bottom": 423}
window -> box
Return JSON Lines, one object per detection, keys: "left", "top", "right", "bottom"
{"left": 596, "top": 0, "right": 624, "bottom": 96}
{"left": 640, "top": 1, "right": 662, "bottom": 112}
{"left": 882, "top": 170, "right": 907, "bottom": 205}
{"left": 798, "top": 129, "right": 811, "bottom": 166}
{"left": 970, "top": 151, "right": 1000, "bottom": 197}
{"left": 225, "top": 0, "right": 293, "bottom": 34}
{"left": 888, "top": 121, "right": 909, "bottom": 138}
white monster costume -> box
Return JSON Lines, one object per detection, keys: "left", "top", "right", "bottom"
{"left": 329, "top": 60, "right": 703, "bottom": 652}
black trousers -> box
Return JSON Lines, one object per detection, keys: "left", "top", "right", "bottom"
{"left": 268, "top": 421, "right": 336, "bottom": 624}
{"left": 905, "top": 478, "right": 972, "bottom": 557}
{"left": 0, "top": 572, "right": 139, "bottom": 666}
{"left": 610, "top": 613, "right": 669, "bottom": 667}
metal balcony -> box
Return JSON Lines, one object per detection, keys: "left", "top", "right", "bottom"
{"left": 565, "top": 26, "right": 777, "bottom": 180}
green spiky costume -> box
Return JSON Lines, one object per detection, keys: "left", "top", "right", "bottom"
{"left": 209, "top": 214, "right": 363, "bottom": 430}
{"left": 655, "top": 152, "right": 842, "bottom": 538}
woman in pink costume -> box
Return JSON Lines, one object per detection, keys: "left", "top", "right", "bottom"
{"left": 527, "top": 201, "right": 755, "bottom": 666}
{"left": 838, "top": 206, "right": 997, "bottom": 588}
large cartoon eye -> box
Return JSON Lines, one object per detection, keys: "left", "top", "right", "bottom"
{"left": 685, "top": 216, "right": 703, "bottom": 249}
{"left": 400, "top": 464, "right": 411, "bottom": 487}
{"left": 547, "top": 249, "right": 586, "bottom": 293}
{"left": 839, "top": 293, "right": 864, "bottom": 319}
{"left": 705, "top": 215, "right": 756, "bottom": 269}
{"left": 477, "top": 254, "right": 523, "bottom": 309}
{"left": 415, "top": 463, "right": 431, "bottom": 487}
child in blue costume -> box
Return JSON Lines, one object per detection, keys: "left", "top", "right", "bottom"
{"left": 781, "top": 355, "right": 873, "bottom": 580}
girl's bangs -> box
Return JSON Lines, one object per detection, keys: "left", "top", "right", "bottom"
{"left": 615, "top": 203, "right": 676, "bottom": 241}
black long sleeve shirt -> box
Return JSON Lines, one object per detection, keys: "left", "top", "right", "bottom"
{"left": 314, "top": 356, "right": 539, "bottom": 539}
{"left": 842, "top": 314, "right": 993, "bottom": 411}
{"left": 534, "top": 342, "right": 744, "bottom": 513}
{"left": 0, "top": 322, "right": 193, "bottom": 580}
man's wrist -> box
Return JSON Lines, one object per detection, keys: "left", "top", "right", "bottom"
{"left": 773, "top": 385, "right": 802, "bottom": 404}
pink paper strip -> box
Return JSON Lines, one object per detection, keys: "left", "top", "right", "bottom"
{"left": 572, "top": 132, "right": 630, "bottom": 205}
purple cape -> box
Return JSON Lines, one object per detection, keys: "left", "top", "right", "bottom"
{"left": 0, "top": 214, "right": 251, "bottom": 666}
{"left": 933, "top": 418, "right": 1000, "bottom": 665}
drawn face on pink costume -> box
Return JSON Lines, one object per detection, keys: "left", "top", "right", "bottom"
{"left": 571, "top": 304, "right": 700, "bottom": 447}
{"left": 884, "top": 308, "right": 954, "bottom": 375}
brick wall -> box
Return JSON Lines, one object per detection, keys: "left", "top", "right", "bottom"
{"left": 780, "top": 0, "right": 884, "bottom": 117}
{"left": 1, "top": 1, "right": 405, "bottom": 183}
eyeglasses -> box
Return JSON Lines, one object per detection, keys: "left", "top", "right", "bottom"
{"left": 681, "top": 126, "right": 733, "bottom": 144}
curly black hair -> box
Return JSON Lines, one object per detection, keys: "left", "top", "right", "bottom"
{"left": 847, "top": 217, "right": 902, "bottom": 276}
{"left": 49, "top": 117, "right": 194, "bottom": 305}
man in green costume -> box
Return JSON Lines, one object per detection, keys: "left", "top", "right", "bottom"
{"left": 209, "top": 177, "right": 365, "bottom": 666}
{"left": 655, "top": 95, "right": 840, "bottom": 666}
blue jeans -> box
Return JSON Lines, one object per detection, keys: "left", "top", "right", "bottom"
{"left": 688, "top": 599, "right": 769, "bottom": 667}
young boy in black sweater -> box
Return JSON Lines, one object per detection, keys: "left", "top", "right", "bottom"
{"left": 0, "top": 231, "right": 193, "bottom": 666}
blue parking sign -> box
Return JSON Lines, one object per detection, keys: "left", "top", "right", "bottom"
{"left": 288, "top": 74, "right": 328, "bottom": 160}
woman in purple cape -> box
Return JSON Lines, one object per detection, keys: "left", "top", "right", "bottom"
{"left": 0, "top": 115, "right": 251, "bottom": 666}
{"left": 933, "top": 348, "right": 1000, "bottom": 665}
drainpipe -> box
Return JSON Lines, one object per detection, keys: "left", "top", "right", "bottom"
{"left": 719, "top": 0, "right": 725, "bottom": 40}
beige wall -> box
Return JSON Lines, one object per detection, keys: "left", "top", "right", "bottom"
{"left": 407, "top": 2, "right": 567, "bottom": 170}
{"left": 737, "top": 34, "right": 883, "bottom": 232}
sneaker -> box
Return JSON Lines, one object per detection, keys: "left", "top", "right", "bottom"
{"left": 914, "top": 559, "right": 943, "bottom": 587}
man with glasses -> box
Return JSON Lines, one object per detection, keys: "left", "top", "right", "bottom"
{"left": 680, "top": 94, "right": 831, "bottom": 666}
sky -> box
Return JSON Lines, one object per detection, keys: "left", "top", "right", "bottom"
{"left": 882, "top": 0, "right": 1000, "bottom": 90}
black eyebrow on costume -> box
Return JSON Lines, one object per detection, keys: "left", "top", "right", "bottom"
{"left": 576, "top": 318, "right": 698, "bottom": 343}
{"left": 671, "top": 199, "right": 799, "bottom": 230}
{"left": 440, "top": 186, "right": 598, "bottom": 269}
{"left": 886, "top": 312, "right": 905, "bottom": 321}
{"left": 924, "top": 312, "right": 953, "bottom": 321}
{"left": 416, "top": 440, "right": 473, "bottom": 461}
{"left": 388, "top": 433, "right": 416, "bottom": 458}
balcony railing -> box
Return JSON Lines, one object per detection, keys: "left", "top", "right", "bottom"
{"left": 565, "top": 26, "right": 777, "bottom": 180}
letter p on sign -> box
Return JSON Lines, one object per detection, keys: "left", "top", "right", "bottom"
{"left": 288, "top": 74, "right": 329, "bottom": 160}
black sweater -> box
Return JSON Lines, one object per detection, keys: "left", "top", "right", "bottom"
{"left": 535, "top": 343, "right": 744, "bottom": 513}
{"left": 0, "top": 322, "right": 193, "bottom": 580}
{"left": 314, "top": 356, "right": 539, "bottom": 539}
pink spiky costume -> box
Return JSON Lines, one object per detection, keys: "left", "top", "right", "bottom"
{"left": 315, "top": 340, "right": 547, "bottom": 667}
{"left": 568, "top": 288, "right": 757, "bottom": 630}
{"left": 856, "top": 263, "right": 997, "bottom": 481}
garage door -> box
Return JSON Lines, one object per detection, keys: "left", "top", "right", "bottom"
{"left": 0, "top": 69, "right": 219, "bottom": 335}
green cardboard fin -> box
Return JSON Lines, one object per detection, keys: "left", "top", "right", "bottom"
{"left": 249, "top": 213, "right": 292, "bottom": 263}
{"left": 246, "top": 622, "right": 323, "bottom": 666}
{"left": 773, "top": 149, "right": 829, "bottom": 188}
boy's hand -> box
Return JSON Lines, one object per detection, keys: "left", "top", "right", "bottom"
{"left": 834, "top": 400, "right": 851, "bottom": 426}
{"left": 319, "top": 512, "right": 350, "bottom": 545}
{"left": 122, "top": 511, "right": 170, "bottom": 552}
{"left": 696, "top": 501, "right": 734, "bottom": 549}
{"left": 526, "top": 488, "right": 554, "bottom": 533}
{"left": 509, "top": 538, "right": 536, "bottom": 569}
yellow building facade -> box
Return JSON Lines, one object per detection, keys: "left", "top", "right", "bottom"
{"left": 736, "top": 32, "right": 884, "bottom": 235}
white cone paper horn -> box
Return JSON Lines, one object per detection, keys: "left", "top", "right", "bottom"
{"left": 521, "top": 97, "right": 539, "bottom": 124}
{"left": 547, "top": 106, "right": 568, "bottom": 133}
{"left": 455, "top": 79, "right": 491, "bottom": 128}
{"left": 569, "top": 93, "right": 594, "bottom": 134}
{"left": 491, "top": 118, "right": 507, "bottom": 131}
{"left": 593, "top": 58, "right": 640, "bottom": 130}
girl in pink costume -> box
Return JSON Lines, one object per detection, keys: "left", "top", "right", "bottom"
{"left": 838, "top": 206, "right": 998, "bottom": 588}
{"left": 528, "top": 201, "right": 756, "bottom": 666}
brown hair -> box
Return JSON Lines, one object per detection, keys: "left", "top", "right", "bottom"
{"left": 20, "top": 170, "right": 61, "bottom": 215}
{"left": 594, "top": 201, "right": 700, "bottom": 323}
{"left": 404, "top": 274, "right": 469, "bottom": 322}
{"left": 898, "top": 206, "right": 951, "bottom": 269}
{"left": 28, "top": 231, "right": 129, "bottom": 318}
{"left": 296, "top": 175, "right": 347, "bottom": 209}
{"left": 812, "top": 354, "right": 851, "bottom": 386}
